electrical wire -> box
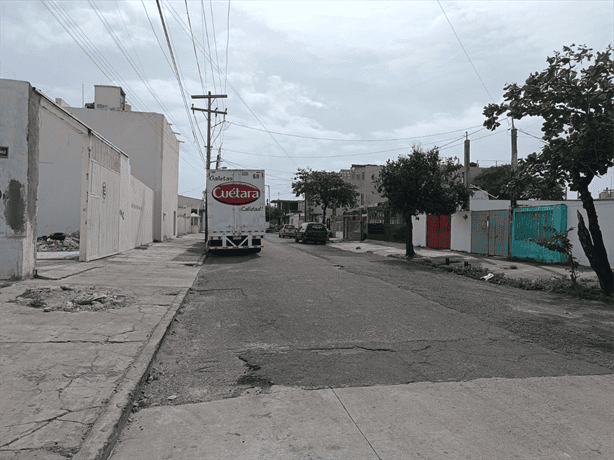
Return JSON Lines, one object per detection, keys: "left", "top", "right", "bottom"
{"left": 41, "top": 0, "right": 205, "bottom": 174}
{"left": 163, "top": 4, "right": 300, "bottom": 168}
{"left": 209, "top": 0, "right": 224, "bottom": 96}
{"left": 437, "top": 0, "right": 496, "bottom": 103}
{"left": 185, "top": 0, "right": 206, "bottom": 94}
{"left": 228, "top": 121, "right": 486, "bottom": 142}
{"left": 155, "top": 0, "right": 206, "bottom": 165}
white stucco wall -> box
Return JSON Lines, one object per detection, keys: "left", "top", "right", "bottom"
{"left": 0, "top": 79, "right": 39, "bottom": 279}
{"left": 160, "top": 117, "right": 179, "bottom": 240}
{"left": 451, "top": 211, "right": 472, "bottom": 253}
{"left": 37, "top": 102, "right": 85, "bottom": 237}
{"left": 129, "top": 175, "right": 154, "bottom": 248}
{"left": 566, "top": 201, "right": 614, "bottom": 268}
{"left": 412, "top": 214, "right": 427, "bottom": 247}
{"left": 66, "top": 107, "right": 179, "bottom": 241}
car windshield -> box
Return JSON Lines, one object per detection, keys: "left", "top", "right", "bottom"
{"left": 310, "top": 224, "right": 324, "bottom": 229}
{"left": 286, "top": 226, "right": 295, "bottom": 230}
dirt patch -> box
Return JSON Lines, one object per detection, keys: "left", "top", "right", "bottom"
{"left": 15, "top": 286, "right": 133, "bottom": 312}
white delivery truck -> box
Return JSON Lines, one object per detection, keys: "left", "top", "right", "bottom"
{"left": 207, "top": 169, "right": 265, "bottom": 252}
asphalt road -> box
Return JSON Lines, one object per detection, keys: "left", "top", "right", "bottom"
{"left": 111, "top": 234, "right": 614, "bottom": 458}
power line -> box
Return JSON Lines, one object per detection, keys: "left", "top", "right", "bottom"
{"left": 155, "top": 0, "right": 205, "bottom": 164}
{"left": 228, "top": 121, "right": 486, "bottom": 142}
{"left": 437, "top": 0, "right": 496, "bottom": 103}
{"left": 162, "top": 5, "right": 299, "bottom": 167}
{"left": 41, "top": 0, "right": 206, "bottom": 175}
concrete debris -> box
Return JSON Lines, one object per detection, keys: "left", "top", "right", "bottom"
{"left": 16, "top": 286, "right": 131, "bottom": 312}
{"left": 37, "top": 231, "right": 80, "bottom": 252}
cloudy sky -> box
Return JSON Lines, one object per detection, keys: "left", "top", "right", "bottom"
{"left": 2, "top": 0, "right": 612, "bottom": 200}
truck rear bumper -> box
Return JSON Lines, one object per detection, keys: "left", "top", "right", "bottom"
{"left": 209, "top": 234, "right": 263, "bottom": 250}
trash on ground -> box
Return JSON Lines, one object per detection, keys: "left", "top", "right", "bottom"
{"left": 481, "top": 273, "right": 495, "bottom": 281}
{"left": 37, "top": 230, "right": 80, "bottom": 252}
{"left": 167, "top": 395, "right": 178, "bottom": 400}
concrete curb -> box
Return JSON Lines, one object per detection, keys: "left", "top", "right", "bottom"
{"left": 73, "top": 286, "right": 191, "bottom": 460}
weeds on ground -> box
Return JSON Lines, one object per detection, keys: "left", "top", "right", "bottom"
{"left": 419, "top": 259, "right": 612, "bottom": 303}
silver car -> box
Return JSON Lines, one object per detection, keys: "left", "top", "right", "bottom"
{"left": 278, "top": 224, "right": 296, "bottom": 238}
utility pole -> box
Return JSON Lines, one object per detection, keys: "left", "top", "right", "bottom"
{"left": 464, "top": 132, "right": 470, "bottom": 188}
{"left": 508, "top": 119, "right": 518, "bottom": 259}
{"left": 215, "top": 147, "right": 222, "bottom": 169}
{"left": 510, "top": 119, "right": 518, "bottom": 209}
{"left": 191, "top": 91, "right": 227, "bottom": 169}
{"left": 191, "top": 92, "right": 227, "bottom": 247}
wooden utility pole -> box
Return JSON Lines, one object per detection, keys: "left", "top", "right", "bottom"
{"left": 464, "top": 132, "right": 470, "bottom": 188}
{"left": 191, "top": 92, "right": 227, "bottom": 247}
{"left": 508, "top": 119, "right": 518, "bottom": 259}
{"left": 191, "top": 92, "right": 227, "bottom": 170}
{"left": 510, "top": 119, "right": 518, "bottom": 209}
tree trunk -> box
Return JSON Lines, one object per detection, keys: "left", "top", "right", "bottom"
{"left": 404, "top": 215, "right": 415, "bottom": 258}
{"left": 576, "top": 186, "right": 613, "bottom": 295}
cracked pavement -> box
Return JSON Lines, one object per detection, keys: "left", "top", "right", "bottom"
{"left": 0, "top": 235, "right": 204, "bottom": 459}
{"left": 111, "top": 235, "right": 613, "bottom": 459}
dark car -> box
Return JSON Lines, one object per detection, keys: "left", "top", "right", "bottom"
{"left": 278, "top": 224, "right": 296, "bottom": 238}
{"left": 295, "top": 222, "right": 328, "bottom": 244}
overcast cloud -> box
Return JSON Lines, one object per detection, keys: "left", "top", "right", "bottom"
{"left": 2, "top": 1, "right": 612, "bottom": 200}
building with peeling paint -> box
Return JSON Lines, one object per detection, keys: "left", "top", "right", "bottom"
{"left": 66, "top": 86, "right": 180, "bottom": 242}
{"left": 1, "top": 78, "right": 158, "bottom": 273}
{"left": 0, "top": 80, "right": 39, "bottom": 279}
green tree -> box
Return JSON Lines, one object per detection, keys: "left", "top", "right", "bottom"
{"left": 266, "top": 204, "right": 284, "bottom": 224}
{"left": 473, "top": 164, "right": 565, "bottom": 200}
{"left": 483, "top": 44, "right": 614, "bottom": 295}
{"left": 291, "top": 169, "right": 358, "bottom": 223}
{"left": 373, "top": 145, "right": 471, "bottom": 257}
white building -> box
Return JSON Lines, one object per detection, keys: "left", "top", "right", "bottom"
{"left": 67, "top": 85, "right": 180, "bottom": 241}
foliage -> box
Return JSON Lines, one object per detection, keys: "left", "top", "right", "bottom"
{"left": 524, "top": 225, "right": 579, "bottom": 284}
{"left": 483, "top": 44, "right": 614, "bottom": 295}
{"left": 266, "top": 204, "right": 284, "bottom": 224}
{"left": 472, "top": 164, "right": 565, "bottom": 200}
{"left": 291, "top": 168, "right": 358, "bottom": 223}
{"left": 373, "top": 145, "right": 470, "bottom": 257}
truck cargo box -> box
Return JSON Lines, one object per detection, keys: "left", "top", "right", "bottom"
{"left": 207, "top": 169, "right": 265, "bottom": 252}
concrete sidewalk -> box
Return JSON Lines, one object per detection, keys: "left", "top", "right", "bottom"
{"left": 329, "top": 237, "right": 599, "bottom": 283}
{"left": 0, "top": 233, "right": 205, "bottom": 460}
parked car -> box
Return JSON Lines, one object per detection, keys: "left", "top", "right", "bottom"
{"left": 278, "top": 224, "right": 297, "bottom": 238}
{"left": 295, "top": 222, "right": 328, "bottom": 244}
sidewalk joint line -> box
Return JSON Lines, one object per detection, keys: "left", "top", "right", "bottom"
{"left": 329, "top": 386, "right": 382, "bottom": 460}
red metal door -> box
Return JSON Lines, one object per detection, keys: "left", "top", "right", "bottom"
{"left": 427, "top": 215, "right": 451, "bottom": 249}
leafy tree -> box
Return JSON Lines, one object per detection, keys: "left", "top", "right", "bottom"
{"left": 473, "top": 164, "right": 565, "bottom": 200}
{"left": 291, "top": 168, "right": 358, "bottom": 223}
{"left": 373, "top": 145, "right": 471, "bottom": 257}
{"left": 525, "top": 225, "right": 579, "bottom": 284}
{"left": 483, "top": 44, "right": 613, "bottom": 295}
{"left": 266, "top": 204, "right": 284, "bottom": 224}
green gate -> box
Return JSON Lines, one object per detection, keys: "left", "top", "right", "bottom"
{"left": 511, "top": 204, "right": 567, "bottom": 263}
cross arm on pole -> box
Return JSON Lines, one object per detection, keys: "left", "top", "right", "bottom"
{"left": 191, "top": 94, "right": 228, "bottom": 99}
{"left": 191, "top": 106, "right": 227, "bottom": 115}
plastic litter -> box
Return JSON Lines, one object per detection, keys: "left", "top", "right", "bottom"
{"left": 481, "top": 273, "right": 494, "bottom": 281}
{"left": 167, "top": 395, "right": 177, "bottom": 400}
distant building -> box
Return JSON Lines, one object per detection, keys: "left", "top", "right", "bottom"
{"left": 66, "top": 85, "right": 179, "bottom": 241}
{"left": 177, "top": 195, "right": 204, "bottom": 235}
{"left": 599, "top": 188, "right": 614, "bottom": 200}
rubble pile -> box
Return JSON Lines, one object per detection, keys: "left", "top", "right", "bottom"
{"left": 17, "top": 286, "right": 132, "bottom": 312}
{"left": 36, "top": 231, "right": 80, "bottom": 252}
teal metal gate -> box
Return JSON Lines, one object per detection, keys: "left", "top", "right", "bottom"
{"left": 511, "top": 204, "right": 567, "bottom": 263}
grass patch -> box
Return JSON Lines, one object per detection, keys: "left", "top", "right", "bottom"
{"left": 417, "top": 260, "right": 613, "bottom": 303}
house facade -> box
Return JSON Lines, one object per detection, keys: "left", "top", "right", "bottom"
{"left": 66, "top": 85, "right": 180, "bottom": 242}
